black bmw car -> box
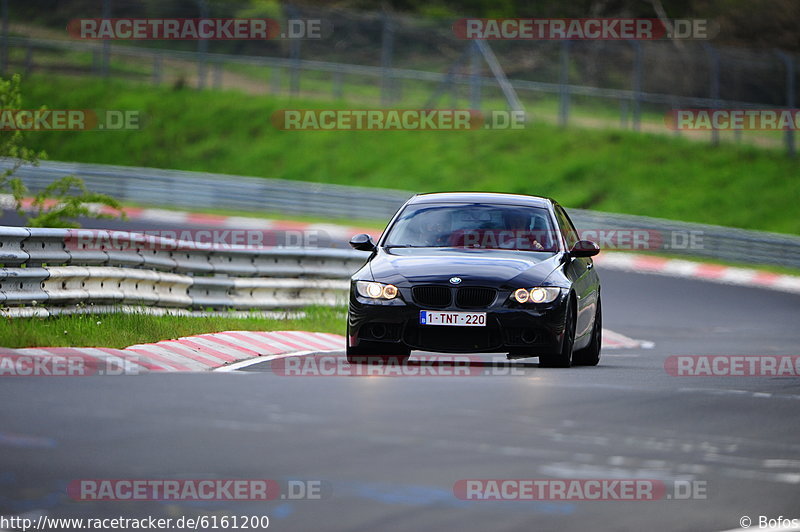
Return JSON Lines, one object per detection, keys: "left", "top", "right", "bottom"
{"left": 347, "top": 192, "right": 602, "bottom": 367}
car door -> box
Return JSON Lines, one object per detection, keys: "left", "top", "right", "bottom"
{"left": 554, "top": 204, "right": 598, "bottom": 341}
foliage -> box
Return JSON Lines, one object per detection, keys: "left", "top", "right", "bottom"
{"left": 0, "top": 74, "right": 124, "bottom": 228}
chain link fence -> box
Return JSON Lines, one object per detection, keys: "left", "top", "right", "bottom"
{"left": 2, "top": 2, "right": 798, "bottom": 153}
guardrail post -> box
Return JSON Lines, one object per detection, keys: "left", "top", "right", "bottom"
{"left": 558, "top": 40, "right": 571, "bottom": 127}
{"left": 380, "top": 10, "right": 395, "bottom": 106}
{"left": 776, "top": 50, "right": 796, "bottom": 158}
{"left": 704, "top": 43, "right": 721, "bottom": 146}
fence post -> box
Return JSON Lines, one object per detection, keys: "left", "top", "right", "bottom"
{"left": 196, "top": 0, "right": 209, "bottom": 89}
{"left": 380, "top": 10, "right": 394, "bottom": 106}
{"left": 286, "top": 5, "right": 301, "bottom": 96}
{"left": 1, "top": 0, "right": 8, "bottom": 75}
{"left": 558, "top": 40, "right": 571, "bottom": 127}
{"left": 469, "top": 40, "right": 481, "bottom": 111}
{"left": 620, "top": 100, "right": 628, "bottom": 129}
{"left": 704, "top": 43, "right": 721, "bottom": 146}
{"left": 270, "top": 67, "right": 281, "bottom": 94}
{"left": 671, "top": 97, "right": 681, "bottom": 137}
{"left": 332, "top": 70, "right": 343, "bottom": 99}
{"left": 24, "top": 42, "right": 32, "bottom": 74}
{"left": 775, "top": 50, "right": 796, "bottom": 158}
{"left": 152, "top": 54, "right": 162, "bottom": 85}
{"left": 630, "top": 40, "right": 643, "bottom": 132}
{"left": 213, "top": 61, "right": 223, "bottom": 89}
{"left": 101, "top": 0, "right": 111, "bottom": 77}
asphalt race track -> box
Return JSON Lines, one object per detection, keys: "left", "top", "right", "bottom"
{"left": 1, "top": 264, "right": 798, "bottom": 532}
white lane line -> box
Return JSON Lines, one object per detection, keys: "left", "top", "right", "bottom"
{"left": 678, "top": 387, "right": 800, "bottom": 401}
{"left": 602, "top": 329, "right": 652, "bottom": 349}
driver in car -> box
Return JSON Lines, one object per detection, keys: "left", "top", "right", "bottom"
{"left": 499, "top": 211, "right": 544, "bottom": 250}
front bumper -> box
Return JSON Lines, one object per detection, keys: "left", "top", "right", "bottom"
{"left": 348, "top": 287, "right": 569, "bottom": 354}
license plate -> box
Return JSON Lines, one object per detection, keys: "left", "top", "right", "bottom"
{"left": 420, "top": 311, "right": 486, "bottom": 327}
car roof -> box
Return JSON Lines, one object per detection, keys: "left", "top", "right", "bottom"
{"left": 408, "top": 192, "right": 553, "bottom": 209}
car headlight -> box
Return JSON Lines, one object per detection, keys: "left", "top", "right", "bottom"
{"left": 512, "top": 287, "right": 562, "bottom": 304}
{"left": 356, "top": 281, "right": 399, "bottom": 300}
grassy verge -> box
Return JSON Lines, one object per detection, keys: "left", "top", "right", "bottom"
{"left": 0, "top": 306, "right": 346, "bottom": 349}
{"left": 19, "top": 75, "right": 800, "bottom": 235}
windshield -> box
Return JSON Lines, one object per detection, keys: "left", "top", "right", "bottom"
{"left": 382, "top": 203, "right": 558, "bottom": 252}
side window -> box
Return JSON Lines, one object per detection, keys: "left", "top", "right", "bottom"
{"left": 554, "top": 206, "right": 579, "bottom": 249}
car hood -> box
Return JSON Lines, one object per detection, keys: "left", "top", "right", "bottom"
{"left": 368, "top": 247, "right": 562, "bottom": 286}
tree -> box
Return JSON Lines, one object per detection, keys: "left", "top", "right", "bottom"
{"left": 0, "top": 74, "right": 125, "bottom": 228}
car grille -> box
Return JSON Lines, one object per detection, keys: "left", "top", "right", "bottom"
{"left": 404, "top": 322, "right": 502, "bottom": 352}
{"left": 455, "top": 287, "right": 497, "bottom": 309}
{"left": 412, "top": 285, "right": 451, "bottom": 307}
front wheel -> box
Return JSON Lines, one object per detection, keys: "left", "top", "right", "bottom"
{"left": 346, "top": 341, "right": 410, "bottom": 365}
{"left": 573, "top": 298, "right": 602, "bottom": 366}
{"left": 539, "top": 299, "right": 575, "bottom": 368}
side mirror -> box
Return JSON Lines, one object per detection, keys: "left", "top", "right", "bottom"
{"left": 570, "top": 240, "right": 600, "bottom": 258}
{"left": 349, "top": 233, "right": 376, "bottom": 252}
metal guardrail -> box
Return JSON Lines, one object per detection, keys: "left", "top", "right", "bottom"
{"left": 0, "top": 226, "right": 367, "bottom": 314}
{"left": 2, "top": 160, "right": 411, "bottom": 221}
{"left": 4, "top": 159, "right": 800, "bottom": 269}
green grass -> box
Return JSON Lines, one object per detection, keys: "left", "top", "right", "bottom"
{"left": 0, "top": 306, "right": 346, "bottom": 348}
{"left": 19, "top": 75, "right": 800, "bottom": 235}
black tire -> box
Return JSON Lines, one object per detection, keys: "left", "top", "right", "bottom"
{"left": 346, "top": 341, "right": 410, "bottom": 365}
{"left": 539, "top": 299, "right": 575, "bottom": 368}
{"left": 573, "top": 298, "right": 602, "bottom": 366}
